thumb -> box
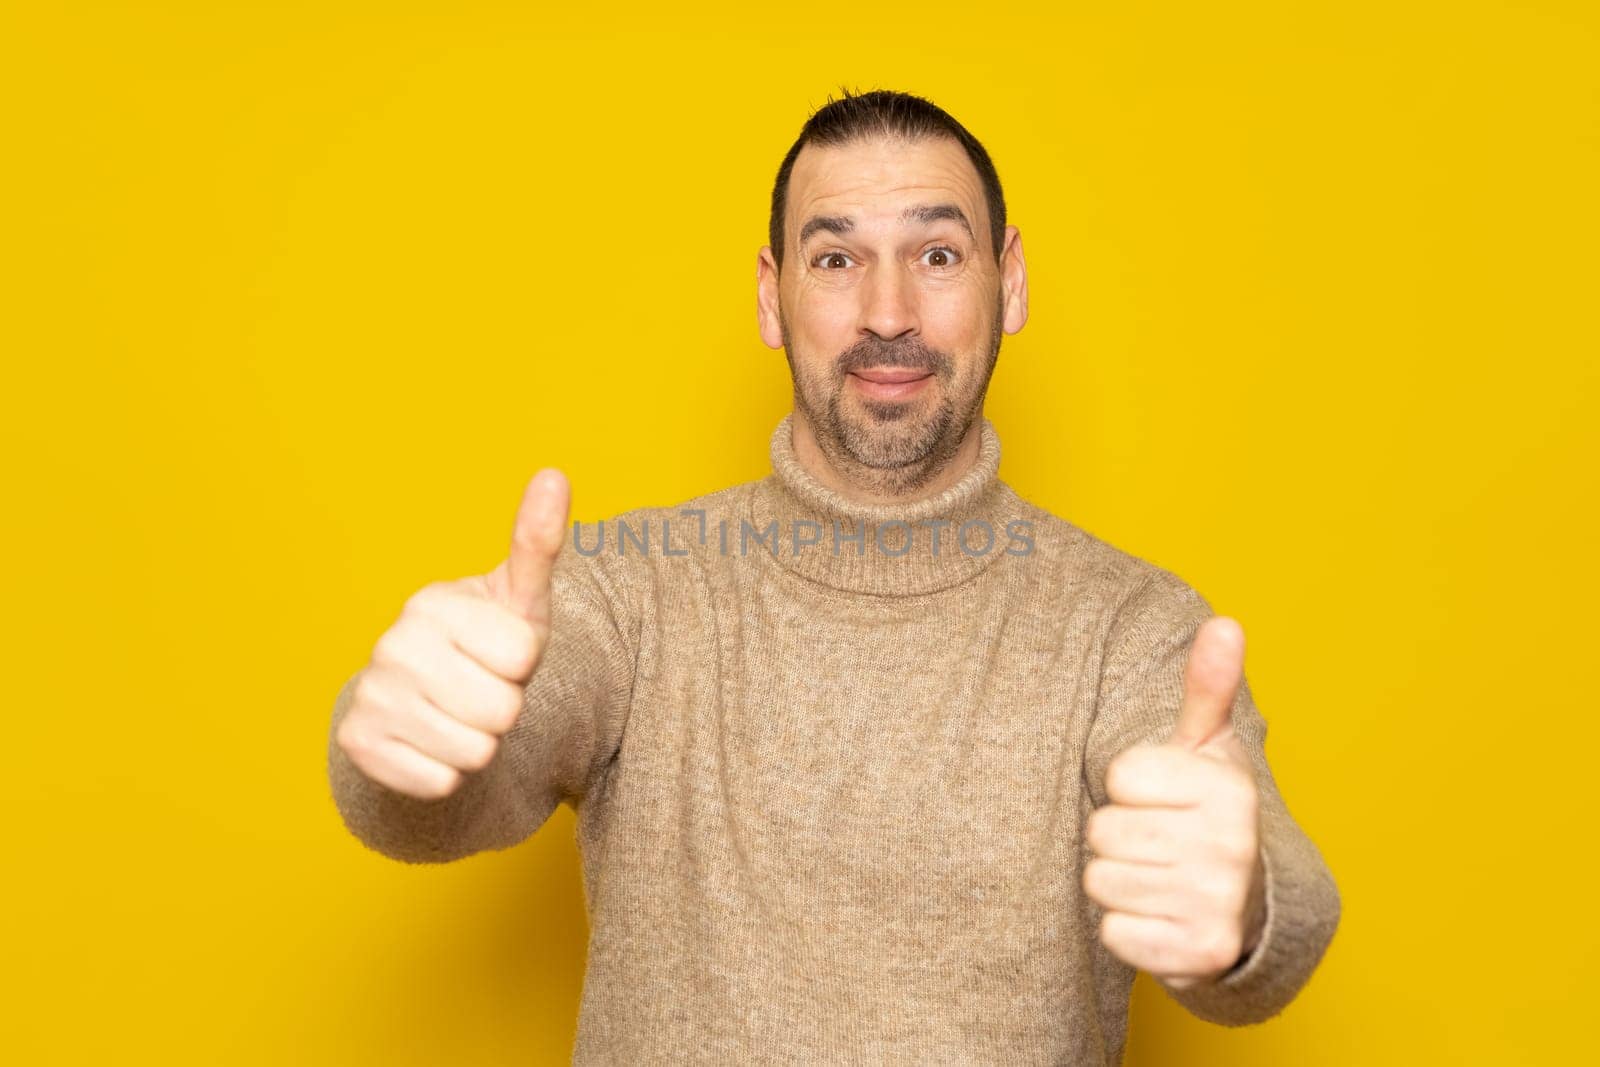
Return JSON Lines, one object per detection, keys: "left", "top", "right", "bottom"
{"left": 504, "top": 468, "right": 571, "bottom": 623}
{"left": 1166, "top": 615, "right": 1246, "bottom": 750}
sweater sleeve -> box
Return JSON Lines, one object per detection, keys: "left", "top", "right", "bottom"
{"left": 325, "top": 536, "right": 638, "bottom": 864}
{"left": 1084, "top": 570, "right": 1342, "bottom": 1026}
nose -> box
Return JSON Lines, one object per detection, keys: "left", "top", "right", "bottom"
{"left": 857, "top": 261, "right": 919, "bottom": 343}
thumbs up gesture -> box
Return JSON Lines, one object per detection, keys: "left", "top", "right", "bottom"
{"left": 1083, "top": 616, "right": 1268, "bottom": 987}
{"left": 335, "top": 470, "right": 572, "bottom": 800}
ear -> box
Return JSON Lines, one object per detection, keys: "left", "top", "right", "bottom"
{"left": 999, "top": 225, "right": 1029, "bottom": 335}
{"left": 756, "top": 245, "right": 785, "bottom": 350}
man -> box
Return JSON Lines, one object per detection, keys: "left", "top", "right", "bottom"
{"left": 327, "top": 88, "right": 1341, "bottom": 1063}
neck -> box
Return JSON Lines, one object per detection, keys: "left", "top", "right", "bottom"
{"left": 747, "top": 412, "right": 1019, "bottom": 596}
{"left": 789, "top": 406, "right": 986, "bottom": 505}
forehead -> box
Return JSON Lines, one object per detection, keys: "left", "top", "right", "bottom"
{"left": 786, "top": 135, "right": 987, "bottom": 238}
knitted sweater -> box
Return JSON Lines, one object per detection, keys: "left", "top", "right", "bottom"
{"left": 326, "top": 414, "right": 1341, "bottom": 1064}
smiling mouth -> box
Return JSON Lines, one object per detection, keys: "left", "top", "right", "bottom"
{"left": 848, "top": 367, "right": 934, "bottom": 400}
{"left": 851, "top": 367, "right": 933, "bottom": 384}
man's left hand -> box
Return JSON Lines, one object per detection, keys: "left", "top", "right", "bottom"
{"left": 1083, "top": 616, "right": 1268, "bottom": 988}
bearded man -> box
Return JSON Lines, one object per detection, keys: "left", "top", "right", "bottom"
{"left": 327, "top": 88, "right": 1341, "bottom": 1064}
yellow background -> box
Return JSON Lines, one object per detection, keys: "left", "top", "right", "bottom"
{"left": 4, "top": 2, "right": 1596, "bottom": 1063}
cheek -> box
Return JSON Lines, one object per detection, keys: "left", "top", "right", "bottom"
{"left": 787, "top": 289, "right": 858, "bottom": 350}
{"left": 920, "top": 287, "right": 992, "bottom": 353}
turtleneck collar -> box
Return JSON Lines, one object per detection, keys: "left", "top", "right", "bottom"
{"left": 746, "top": 413, "right": 1027, "bottom": 596}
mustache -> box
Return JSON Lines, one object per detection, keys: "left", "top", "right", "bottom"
{"left": 834, "top": 334, "right": 954, "bottom": 378}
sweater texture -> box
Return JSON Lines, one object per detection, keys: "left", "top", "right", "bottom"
{"left": 326, "top": 414, "right": 1342, "bottom": 1064}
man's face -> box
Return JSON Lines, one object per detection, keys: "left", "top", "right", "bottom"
{"left": 757, "top": 134, "right": 1027, "bottom": 488}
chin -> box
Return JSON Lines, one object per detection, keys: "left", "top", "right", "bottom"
{"left": 855, "top": 398, "right": 921, "bottom": 424}
{"left": 838, "top": 410, "right": 951, "bottom": 469}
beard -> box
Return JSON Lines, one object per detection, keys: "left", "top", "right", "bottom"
{"left": 780, "top": 287, "right": 1005, "bottom": 495}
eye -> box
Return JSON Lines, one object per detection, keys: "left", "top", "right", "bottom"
{"left": 921, "top": 245, "right": 962, "bottom": 269}
{"left": 813, "top": 251, "right": 855, "bottom": 270}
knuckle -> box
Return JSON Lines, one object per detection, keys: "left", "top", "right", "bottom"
{"left": 1231, "top": 776, "right": 1259, "bottom": 813}
{"left": 403, "top": 581, "right": 446, "bottom": 617}
{"left": 1237, "top": 801, "right": 1259, "bottom": 835}
{"left": 350, "top": 671, "right": 382, "bottom": 711}
{"left": 1221, "top": 826, "right": 1257, "bottom": 864}
{"left": 1203, "top": 927, "right": 1242, "bottom": 972}
{"left": 334, "top": 719, "right": 370, "bottom": 761}
{"left": 1106, "top": 745, "right": 1152, "bottom": 796}
{"left": 503, "top": 622, "right": 540, "bottom": 679}
{"left": 371, "top": 626, "right": 407, "bottom": 667}
{"left": 467, "top": 732, "right": 501, "bottom": 771}
{"left": 1098, "top": 911, "right": 1123, "bottom": 949}
{"left": 1199, "top": 870, "right": 1240, "bottom": 910}
{"left": 1235, "top": 790, "right": 1260, "bottom": 825}
{"left": 487, "top": 683, "right": 525, "bottom": 733}
{"left": 1082, "top": 858, "right": 1103, "bottom": 896}
{"left": 1105, "top": 760, "right": 1130, "bottom": 798}
{"left": 428, "top": 766, "right": 464, "bottom": 799}
{"left": 1084, "top": 809, "right": 1105, "bottom": 850}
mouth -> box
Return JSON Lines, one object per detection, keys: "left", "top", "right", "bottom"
{"left": 848, "top": 367, "right": 935, "bottom": 401}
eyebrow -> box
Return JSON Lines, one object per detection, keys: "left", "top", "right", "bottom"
{"left": 797, "top": 202, "right": 976, "bottom": 246}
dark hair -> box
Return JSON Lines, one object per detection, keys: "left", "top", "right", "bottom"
{"left": 768, "top": 88, "right": 1007, "bottom": 273}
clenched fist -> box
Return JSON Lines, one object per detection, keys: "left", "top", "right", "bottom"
{"left": 1083, "top": 616, "right": 1269, "bottom": 987}
{"left": 334, "top": 469, "right": 571, "bottom": 800}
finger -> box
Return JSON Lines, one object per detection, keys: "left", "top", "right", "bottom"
{"left": 505, "top": 469, "right": 571, "bottom": 624}
{"left": 372, "top": 620, "right": 526, "bottom": 735}
{"left": 1104, "top": 743, "right": 1225, "bottom": 807}
{"left": 374, "top": 675, "right": 502, "bottom": 773}
{"left": 406, "top": 582, "right": 541, "bottom": 682}
{"left": 1167, "top": 616, "right": 1245, "bottom": 750}
{"left": 1084, "top": 857, "right": 1189, "bottom": 918}
{"left": 358, "top": 734, "right": 464, "bottom": 800}
{"left": 1098, "top": 911, "right": 1221, "bottom": 981}
{"left": 1085, "top": 804, "right": 1204, "bottom": 864}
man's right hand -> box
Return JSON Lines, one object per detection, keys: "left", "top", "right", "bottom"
{"left": 335, "top": 469, "right": 572, "bottom": 799}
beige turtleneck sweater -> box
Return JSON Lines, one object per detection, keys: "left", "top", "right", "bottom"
{"left": 326, "top": 414, "right": 1341, "bottom": 1064}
